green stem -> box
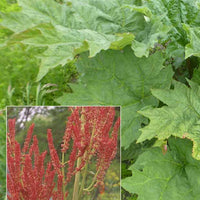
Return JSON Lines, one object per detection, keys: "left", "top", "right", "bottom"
{"left": 83, "top": 168, "right": 100, "bottom": 192}
{"left": 72, "top": 157, "right": 81, "bottom": 200}
{"left": 62, "top": 152, "right": 66, "bottom": 200}
{"left": 79, "top": 113, "right": 97, "bottom": 195}
{"left": 78, "top": 163, "right": 88, "bottom": 198}
{"left": 26, "top": 82, "right": 30, "bottom": 105}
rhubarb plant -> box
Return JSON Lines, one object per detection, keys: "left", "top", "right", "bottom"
{"left": 7, "top": 107, "right": 120, "bottom": 200}
{"left": 1, "top": 0, "right": 200, "bottom": 199}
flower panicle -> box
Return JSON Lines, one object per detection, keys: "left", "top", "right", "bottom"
{"left": 7, "top": 120, "right": 57, "bottom": 199}
{"left": 95, "top": 112, "right": 120, "bottom": 188}
{"left": 43, "top": 163, "right": 56, "bottom": 199}
{"left": 8, "top": 119, "right": 16, "bottom": 152}
{"left": 47, "top": 129, "right": 62, "bottom": 175}
{"left": 61, "top": 107, "right": 81, "bottom": 153}
{"left": 66, "top": 143, "right": 78, "bottom": 183}
{"left": 22, "top": 123, "right": 35, "bottom": 153}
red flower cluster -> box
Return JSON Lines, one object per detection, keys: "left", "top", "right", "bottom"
{"left": 7, "top": 107, "right": 120, "bottom": 199}
{"left": 7, "top": 119, "right": 56, "bottom": 200}
{"left": 61, "top": 107, "right": 120, "bottom": 190}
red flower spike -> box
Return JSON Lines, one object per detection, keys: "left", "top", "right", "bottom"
{"left": 22, "top": 123, "right": 34, "bottom": 153}
{"left": 43, "top": 163, "right": 56, "bottom": 199}
{"left": 22, "top": 154, "right": 35, "bottom": 199}
{"left": 57, "top": 174, "right": 64, "bottom": 200}
{"left": 8, "top": 119, "right": 16, "bottom": 152}
{"left": 95, "top": 113, "right": 120, "bottom": 187}
{"left": 7, "top": 121, "right": 57, "bottom": 200}
{"left": 32, "top": 135, "right": 40, "bottom": 165}
{"left": 14, "top": 141, "right": 21, "bottom": 182}
{"left": 47, "top": 129, "right": 62, "bottom": 175}
{"left": 99, "top": 181, "right": 105, "bottom": 194}
{"left": 66, "top": 143, "right": 78, "bottom": 182}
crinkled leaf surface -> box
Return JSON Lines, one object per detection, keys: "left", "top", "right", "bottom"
{"left": 132, "top": 15, "right": 170, "bottom": 57}
{"left": 192, "top": 67, "right": 200, "bottom": 85}
{"left": 121, "top": 137, "right": 200, "bottom": 200}
{"left": 0, "top": 0, "right": 172, "bottom": 80}
{"left": 141, "top": 0, "right": 200, "bottom": 27}
{"left": 183, "top": 24, "right": 200, "bottom": 58}
{"left": 56, "top": 47, "right": 173, "bottom": 148}
{"left": 138, "top": 80, "right": 200, "bottom": 160}
{"left": 137, "top": 0, "right": 200, "bottom": 58}
{"left": 125, "top": 5, "right": 170, "bottom": 57}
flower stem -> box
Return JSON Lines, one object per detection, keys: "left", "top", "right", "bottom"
{"left": 78, "top": 163, "right": 88, "bottom": 198}
{"left": 72, "top": 157, "right": 81, "bottom": 200}
{"left": 83, "top": 168, "right": 100, "bottom": 192}
{"left": 62, "top": 152, "right": 66, "bottom": 200}
{"left": 73, "top": 107, "right": 86, "bottom": 200}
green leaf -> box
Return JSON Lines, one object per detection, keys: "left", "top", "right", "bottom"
{"left": 192, "top": 67, "right": 200, "bottom": 85}
{"left": 121, "top": 137, "right": 200, "bottom": 200}
{"left": 138, "top": 80, "right": 200, "bottom": 160}
{"left": 0, "top": 0, "right": 172, "bottom": 80}
{"left": 0, "top": 0, "right": 139, "bottom": 80}
{"left": 131, "top": 15, "right": 170, "bottom": 57}
{"left": 183, "top": 24, "right": 200, "bottom": 58}
{"left": 125, "top": 5, "right": 170, "bottom": 57}
{"left": 56, "top": 47, "right": 173, "bottom": 148}
{"left": 0, "top": 0, "right": 20, "bottom": 13}
{"left": 19, "top": 24, "right": 127, "bottom": 81}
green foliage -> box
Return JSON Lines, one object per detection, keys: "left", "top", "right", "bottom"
{"left": 183, "top": 24, "right": 200, "bottom": 58}
{"left": 56, "top": 47, "right": 173, "bottom": 148}
{"left": 138, "top": 0, "right": 200, "bottom": 58}
{"left": 192, "top": 66, "right": 200, "bottom": 85}
{"left": 0, "top": 44, "right": 77, "bottom": 106}
{"left": 0, "top": 0, "right": 174, "bottom": 80}
{"left": 0, "top": 1, "right": 78, "bottom": 107}
{"left": 0, "top": 45, "right": 39, "bottom": 105}
{"left": 0, "top": 0, "right": 19, "bottom": 14}
{"left": 138, "top": 80, "right": 200, "bottom": 160}
{"left": 0, "top": 114, "right": 6, "bottom": 199}
{"left": 122, "top": 137, "right": 200, "bottom": 200}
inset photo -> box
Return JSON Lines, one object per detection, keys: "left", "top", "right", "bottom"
{"left": 6, "top": 106, "right": 120, "bottom": 200}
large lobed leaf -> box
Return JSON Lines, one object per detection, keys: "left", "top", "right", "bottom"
{"left": 56, "top": 47, "right": 173, "bottom": 148}
{"left": 138, "top": 80, "right": 200, "bottom": 160}
{"left": 1, "top": 0, "right": 199, "bottom": 81}
{"left": 121, "top": 137, "right": 200, "bottom": 200}
{"left": 0, "top": 0, "right": 171, "bottom": 80}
